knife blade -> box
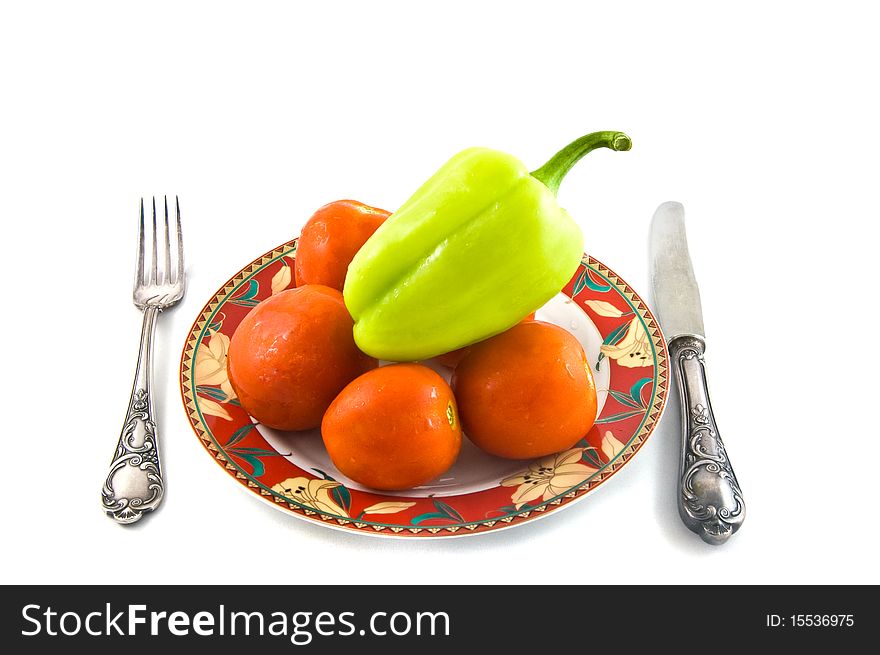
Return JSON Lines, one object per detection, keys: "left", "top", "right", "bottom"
{"left": 649, "top": 201, "right": 704, "bottom": 340}
{"left": 649, "top": 201, "right": 745, "bottom": 545}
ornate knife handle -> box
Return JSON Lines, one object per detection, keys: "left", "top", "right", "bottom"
{"left": 101, "top": 306, "right": 165, "bottom": 524}
{"left": 669, "top": 335, "right": 745, "bottom": 545}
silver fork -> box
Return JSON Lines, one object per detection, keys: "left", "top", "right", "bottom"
{"left": 102, "top": 197, "right": 186, "bottom": 525}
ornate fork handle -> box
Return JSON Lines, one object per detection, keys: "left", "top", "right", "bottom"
{"left": 670, "top": 336, "right": 745, "bottom": 545}
{"left": 102, "top": 306, "right": 165, "bottom": 524}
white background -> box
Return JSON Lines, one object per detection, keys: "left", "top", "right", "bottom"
{"left": 1, "top": 1, "right": 877, "bottom": 585}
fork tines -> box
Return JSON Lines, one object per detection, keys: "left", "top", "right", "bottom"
{"left": 136, "top": 196, "right": 184, "bottom": 288}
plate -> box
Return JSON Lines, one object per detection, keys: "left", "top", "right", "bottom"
{"left": 180, "top": 239, "right": 669, "bottom": 537}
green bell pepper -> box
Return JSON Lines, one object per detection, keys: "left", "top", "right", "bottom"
{"left": 343, "top": 131, "right": 632, "bottom": 361}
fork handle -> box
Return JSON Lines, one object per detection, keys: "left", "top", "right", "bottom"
{"left": 102, "top": 306, "right": 165, "bottom": 524}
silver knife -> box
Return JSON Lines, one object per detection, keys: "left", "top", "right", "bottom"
{"left": 650, "top": 201, "right": 745, "bottom": 545}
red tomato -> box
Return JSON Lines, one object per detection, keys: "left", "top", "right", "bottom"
{"left": 295, "top": 200, "right": 389, "bottom": 291}
{"left": 227, "top": 285, "right": 377, "bottom": 431}
{"left": 322, "top": 364, "right": 461, "bottom": 490}
{"left": 452, "top": 321, "right": 597, "bottom": 459}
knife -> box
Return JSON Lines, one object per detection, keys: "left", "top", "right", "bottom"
{"left": 650, "top": 201, "right": 745, "bottom": 545}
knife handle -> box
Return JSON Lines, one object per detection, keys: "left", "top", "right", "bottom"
{"left": 669, "top": 335, "right": 745, "bottom": 545}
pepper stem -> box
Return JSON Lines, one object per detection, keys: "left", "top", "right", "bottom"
{"left": 530, "top": 131, "right": 631, "bottom": 195}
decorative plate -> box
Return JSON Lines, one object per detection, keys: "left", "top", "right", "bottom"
{"left": 180, "top": 239, "right": 668, "bottom": 537}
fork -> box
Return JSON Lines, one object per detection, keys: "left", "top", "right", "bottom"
{"left": 102, "top": 197, "right": 186, "bottom": 524}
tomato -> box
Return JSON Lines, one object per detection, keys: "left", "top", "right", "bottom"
{"left": 295, "top": 200, "right": 389, "bottom": 291}
{"left": 227, "top": 285, "right": 377, "bottom": 431}
{"left": 322, "top": 364, "right": 461, "bottom": 490}
{"left": 452, "top": 320, "right": 597, "bottom": 459}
